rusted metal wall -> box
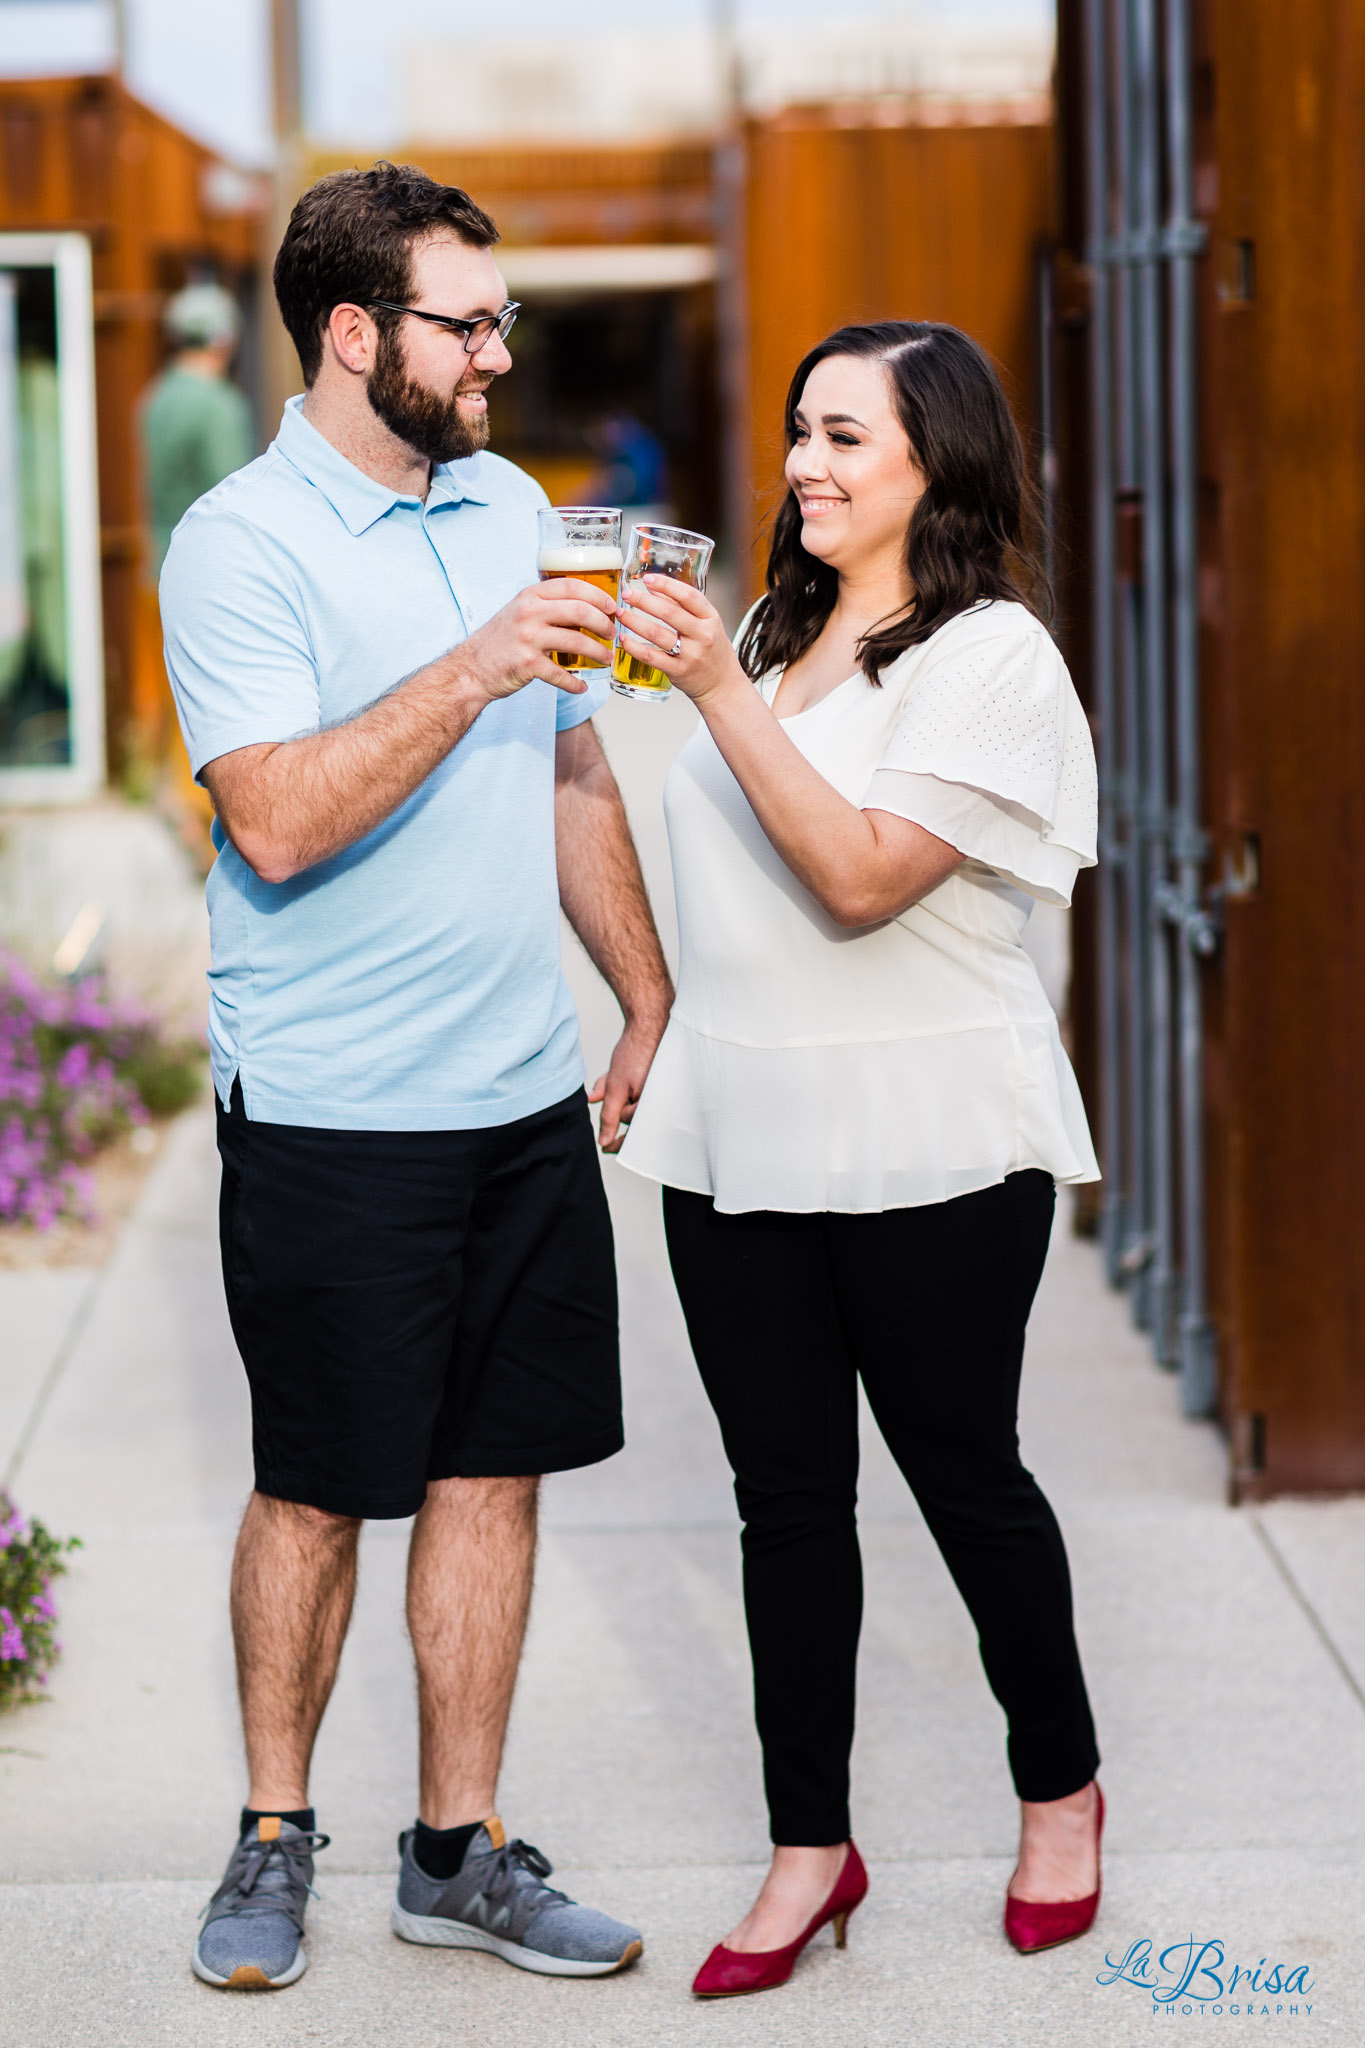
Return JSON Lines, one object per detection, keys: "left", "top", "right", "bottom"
{"left": 738, "top": 114, "right": 1057, "bottom": 590}
{"left": 0, "top": 76, "right": 261, "bottom": 782}
{"left": 305, "top": 140, "right": 715, "bottom": 250}
{"left": 1056, "top": 0, "right": 1365, "bottom": 1494}
{"left": 1197, "top": 0, "right": 1365, "bottom": 1494}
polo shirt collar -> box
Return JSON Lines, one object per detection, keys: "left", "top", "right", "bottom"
{"left": 274, "top": 396, "right": 491, "bottom": 535}
{"left": 429, "top": 460, "right": 491, "bottom": 511}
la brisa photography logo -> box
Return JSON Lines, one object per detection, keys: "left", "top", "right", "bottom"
{"left": 1098, "top": 1937, "right": 1316, "bottom": 2018}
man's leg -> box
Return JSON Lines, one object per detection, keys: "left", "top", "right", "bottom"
{"left": 406, "top": 1473, "right": 538, "bottom": 1826}
{"left": 204, "top": 1094, "right": 491, "bottom": 1989}
{"left": 393, "top": 1465, "right": 641, "bottom": 1975}
{"left": 388, "top": 1095, "right": 640, "bottom": 1976}
{"left": 195, "top": 1492, "right": 358, "bottom": 1990}
{"left": 231, "top": 1490, "right": 362, "bottom": 1809}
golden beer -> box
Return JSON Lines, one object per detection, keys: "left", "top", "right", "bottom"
{"left": 612, "top": 523, "right": 715, "bottom": 702}
{"left": 611, "top": 638, "right": 674, "bottom": 696}
{"left": 536, "top": 507, "right": 623, "bottom": 671}
{"left": 537, "top": 548, "right": 623, "bottom": 669}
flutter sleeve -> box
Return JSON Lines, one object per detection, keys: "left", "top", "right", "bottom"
{"left": 863, "top": 608, "right": 1098, "bottom": 906}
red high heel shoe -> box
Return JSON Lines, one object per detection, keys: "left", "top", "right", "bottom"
{"left": 1004, "top": 1783, "right": 1105, "bottom": 1954}
{"left": 692, "top": 1843, "right": 869, "bottom": 1997}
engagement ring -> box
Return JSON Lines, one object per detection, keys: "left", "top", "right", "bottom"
{"left": 669, "top": 634, "right": 683, "bottom": 658}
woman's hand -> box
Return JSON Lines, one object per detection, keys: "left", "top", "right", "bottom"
{"left": 615, "top": 575, "right": 749, "bottom": 709}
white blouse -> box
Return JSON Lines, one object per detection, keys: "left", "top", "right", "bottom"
{"left": 619, "top": 599, "right": 1102, "bottom": 1215}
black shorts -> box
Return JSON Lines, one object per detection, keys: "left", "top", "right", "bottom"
{"left": 216, "top": 1082, "right": 621, "bottom": 1519}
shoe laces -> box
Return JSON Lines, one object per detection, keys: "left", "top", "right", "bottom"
{"left": 201, "top": 1830, "right": 331, "bottom": 1926}
{"left": 477, "top": 1838, "right": 570, "bottom": 1920}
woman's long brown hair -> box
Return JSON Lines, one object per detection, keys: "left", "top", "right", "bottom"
{"left": 737, "top": 321, "right": 1051, "bottom": 687}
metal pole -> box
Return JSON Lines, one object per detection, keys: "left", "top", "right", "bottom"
{"left": 272, "top": 0, "right": 303, "bottom": 143}
{"left": 1082, "top": 0, "right": 1124, "bottom": 1285}
{"left": 713, "top": 0, "right": 741, "bottom": 120}
{"left": 262, "top": 0, "right": 306, "bottom": 437}
{"left": 1038, "top": 247, "right": 1057, "bottom": 601}
{"left": 1134, "top": 0, "right": 1176, "bottom": 1362}
{"left": 1164, "top": 0, "right": 1218, "bottom": 1414}
{"left": 1111, "top": 0, "right": 1150, "bottom": 1325}
{"left": 713, "top": 0, "right": 752, "bottom": 601}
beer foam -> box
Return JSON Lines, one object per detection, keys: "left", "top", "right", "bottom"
{"left": 536, "top": 545, "right": 623, "bottom": 573}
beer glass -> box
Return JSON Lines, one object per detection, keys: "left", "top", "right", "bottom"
{"left": 537, "top": 506, "right": 622, "bottom": 670}
{"left": 612, "top": 524, "right": 715, "bottom": 702}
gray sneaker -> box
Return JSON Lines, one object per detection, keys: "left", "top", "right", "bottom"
{"left": 192, "top": 1818, "right": 328, "bottom": 1990}
{"left": 391, "top": 1817, "right": 643, "bottom": 1977}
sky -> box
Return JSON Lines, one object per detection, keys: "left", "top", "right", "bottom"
{"left": 0, "top": 0, "right": 1054, "bottom": 168}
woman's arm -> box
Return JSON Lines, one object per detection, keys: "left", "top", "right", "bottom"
{"left": 618, "top": 577, "right": 964, "bottom": 927}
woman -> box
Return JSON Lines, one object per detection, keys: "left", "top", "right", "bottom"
{"left": 614, "top": 321, "right": 1104, "bottom": 1996}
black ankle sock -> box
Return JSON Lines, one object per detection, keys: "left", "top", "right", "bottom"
{"left": 241, "top": 1806, "right": 315, "bottom": 1839}
{"left": 413, "top": 1819, "right": 482, "bottom": 1881}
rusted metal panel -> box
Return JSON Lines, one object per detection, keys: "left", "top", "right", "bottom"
{"left": 739, "top": 114, "right": 1056, "bottom": 593}
{"left": 1057, "top": 0, "right": 1365, "bottom": 1493}
{"left": 304, "top": 142, "right": 717, "bottom": 249}
{"left": 0, "top": 77, "right": 262, "bottom": 779}
{"left": 1201, "top": 0, "right": 1365, "bottom": 1494}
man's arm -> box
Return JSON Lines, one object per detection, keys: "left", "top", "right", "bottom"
{"left": 202, "top": 578, "right": 618, "bottom": 884}
{"left": 554, "top": 719, "right": 673, "bottom": 1153}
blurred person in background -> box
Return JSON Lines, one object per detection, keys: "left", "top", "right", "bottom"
{"left": 584, "top": 408, "right": 668, "bottom": 519}
{"left": 159, "top": 163, "right": 669, "bottom": 1996}
{"left": 133, "top": 284, "right": 253, "bottom": 784}
{"left": 617, "top": 321, "right": 1105, "bottom": 1997}
{"left": 141, "top": 282, "right": 253, "bottom": 571}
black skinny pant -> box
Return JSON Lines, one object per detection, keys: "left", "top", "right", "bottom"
{"left": 663, "top": 1170, "right": 1099, "bottom": 1846}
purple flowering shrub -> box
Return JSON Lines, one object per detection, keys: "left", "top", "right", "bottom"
{"left": 0, "top": 952, "right": 203, "bottom": 1229}
{"left": 0, "top": 1493, "right": 79, "bottom": 1707}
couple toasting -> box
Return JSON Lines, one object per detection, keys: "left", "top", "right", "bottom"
{"left": 162, "top": 162, "right": 1104, "bottom": 1999}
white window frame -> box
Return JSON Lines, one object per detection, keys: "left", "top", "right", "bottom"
{"left": 0, "top": 232, "right": 105, "bottom": 802}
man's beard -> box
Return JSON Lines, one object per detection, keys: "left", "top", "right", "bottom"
{"left": 366, "top": 325, "right": 490, "bottom": 464}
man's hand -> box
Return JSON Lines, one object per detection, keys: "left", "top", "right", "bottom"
{"left": 588, "top": 1011, "right": 669, "bottom": 1154}
{"left": 461, "top": 576, "right": 620, "bottom": 701}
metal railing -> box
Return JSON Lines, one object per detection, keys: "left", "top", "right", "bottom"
{"left": 1080, "top": 0, "right": 1217, "bottom": 1414}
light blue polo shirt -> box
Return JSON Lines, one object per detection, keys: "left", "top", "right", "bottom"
{"left": 160, "top": 396, "right": 609, "bottom": 1130}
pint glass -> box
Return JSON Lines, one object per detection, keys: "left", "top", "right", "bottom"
{"left": 612, "top": 524, "right": 715, "bottom": 702}
{"left": 536, "top": 506, "right": 623, "bottom": 670}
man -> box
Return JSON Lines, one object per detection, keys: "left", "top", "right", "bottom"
{"left": 160, "top": 162, "right": 672, "bottom": 1992}
{"left": 141, "top": 282, "right": 253, "bottom": 571}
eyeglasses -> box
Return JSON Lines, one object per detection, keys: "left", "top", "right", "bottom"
{"left": 361, "top": 298, "right": 520, "bottom": 356}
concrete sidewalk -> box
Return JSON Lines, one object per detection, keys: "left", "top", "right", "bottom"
{"left": 2, "top": 693, "right": 1362, "bottom": 2045}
